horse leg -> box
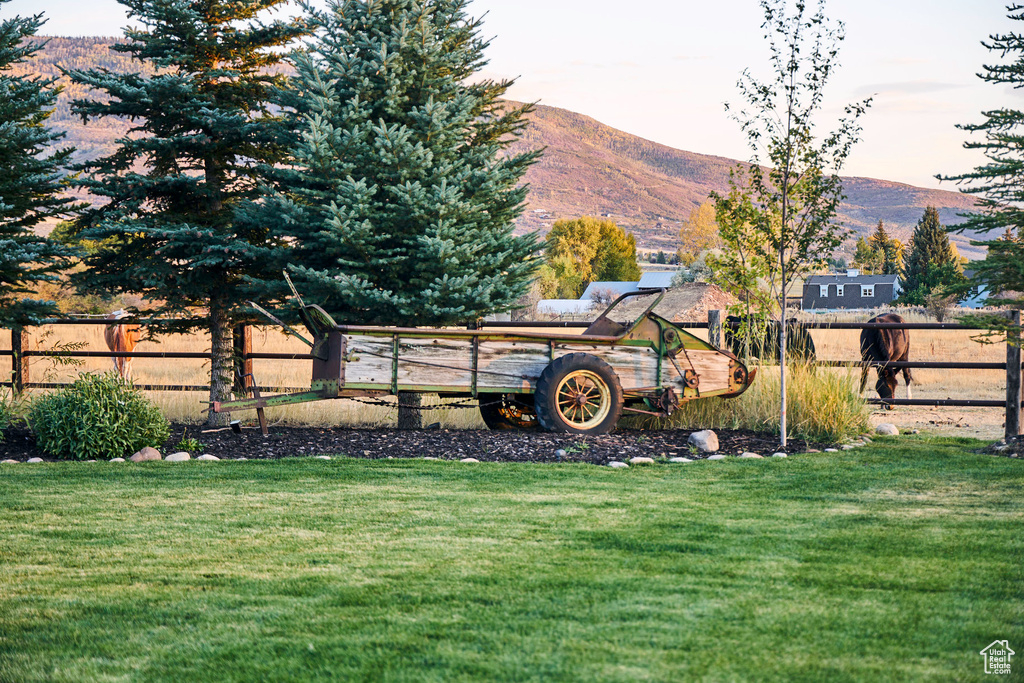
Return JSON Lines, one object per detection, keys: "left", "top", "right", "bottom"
{"left": 904, "top": 368, "right": 913, "bottom": 400}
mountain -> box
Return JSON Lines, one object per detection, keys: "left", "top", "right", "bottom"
{"left": 28, "top": 37, "right": 983, "bottom": 258}
{"left": 509, "top": 104, "right": 982, "bottom": 259}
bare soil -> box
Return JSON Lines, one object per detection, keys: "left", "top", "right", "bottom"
{"left": 0, "top": 425, "right": 816, "bottom": 463}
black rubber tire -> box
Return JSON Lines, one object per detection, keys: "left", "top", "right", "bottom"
{"left": 479, "top": 393, "right": 540, "bottom": 430}
{"left": 534, "top": 353, "right": 624, "bottom": 435}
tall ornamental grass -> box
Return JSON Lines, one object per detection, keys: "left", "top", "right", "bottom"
{"left": 642, "top": 364, "right": 869, "bottom": 444}
{"left": 29, "top": 372, "right": 169, "bottom": 460}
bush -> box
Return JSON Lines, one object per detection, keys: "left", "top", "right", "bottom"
{"left": 633, "top": 363, "right": 869, "bottom": 444}
{"left": 29, "top": 373, "right": 170, "bottom": 460}
{"left": 0, "top": 388, "right": 24, "bottom": 442}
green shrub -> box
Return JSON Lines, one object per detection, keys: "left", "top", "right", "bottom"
{"left": 29, "top": 373, "right": 170, "bottom": 460}
{"left": 0, "top": 388, "right": 24, "bottom": 442}
{"left": 631, "top": 363, "right": 869, "bottom": 444}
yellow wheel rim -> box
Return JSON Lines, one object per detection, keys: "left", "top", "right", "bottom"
{"left": 554, "top": 370, "right": 611, "bottom": 430}
{"left": 499, "top": 397, "right": 537, "bottom": 426}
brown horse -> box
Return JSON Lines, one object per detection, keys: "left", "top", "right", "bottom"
{"left": 103, "top": 310, "right": 142, "bottom": 380}
{"left": 860, "top": 313, "right": 912, "bottom": 403}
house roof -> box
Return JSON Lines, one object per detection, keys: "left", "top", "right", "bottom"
{"left": 579, "top": 281, "right": 639, "bottom": 301}
{"left": 805, "top": 274, "right": 899, "bottom": 286}
{"left": 605, "top": 283, "right": 736, "bottom": 323}
{"left": 637, "top": 271, "right": 677, "bottom": 289}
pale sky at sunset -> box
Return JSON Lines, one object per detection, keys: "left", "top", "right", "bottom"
{"left": 11, "top": 0, "right": 1020, "bottom": 190}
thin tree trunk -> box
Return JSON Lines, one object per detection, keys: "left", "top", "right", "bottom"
{"left": 397, "top": 391, "right": 423, "bottom": 429}
{"left": 207, "top": 295, "right": 234, "bottom": 427}
{"left": 779, "top": 281, "right": 787, "bottom": 450}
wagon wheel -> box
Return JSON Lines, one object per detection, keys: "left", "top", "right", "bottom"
{"left": 479, "top": 393, "right": 539, "bottom": 430}
{"left": 534, "top": 353, "right": 623, "bottom": 435}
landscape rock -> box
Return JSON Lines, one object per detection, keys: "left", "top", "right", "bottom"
{"left": 2, "top": 459, "right": 19, "bottom": 464}
{"left": 705, "top": 454, "right": 727, "bottom": 460}
{"left": 196, "top": 454, "right": 220, "bottom": 461}
{"left": 314, "top": 455, "right": 331, "bottom": 460}
{"left": 739, "top": 452, "right": 763, "bottom": 458}
{"left": 841, "top": 445, "right": 855, "bottom": 451}
{"left": 688, "top": 430, "right": 719, "bottom": 453}
{"left": 460, "top": 457, "right": 480, "bottom": 463}
{"left": 824, "top": 448, "right": 839, "bottom": 453}
{"left": 109, "top": 458, "right": 126, "bottom": 462}
{"left": 129, "top": 446, "right": 161, "bottom": 463}
{"left": 26, "top": 457, "right": 44, "bottom": 463}
{"left": 165, "top": 452, "right": 191, "bottom": 462}
{"left": 629, "top": 456, "right": 655, "bottom": 465}
{"left": 876, "top": 423, "right": 900, "bottom": 436}
{"left": 555, "top": 449, "right": 567, "bottom": 459}
{"left": 771, "top": 452, "right": 788, "bottom": 458}
{"left": 668, "top": 457, "right": 694, "bottom": 463}
{"left": 911, "top": 429, "right": 920, "bottom": 434}
{"left": 235, "top": 457, "right": 247, "bottom": 461}
{"left": 805, "top": 449, "right": 821, "bottom": 453}
{"left": 607, "top": 461, "right": 629, "bottom": 468}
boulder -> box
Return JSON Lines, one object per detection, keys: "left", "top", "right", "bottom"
{"left": 876, "top": 423, "right": 899, "bottom": 436}
{"left": 840, "top": 444, "right": 855, "bottom": 451}
{"left": 109, "top": 457, "right": 126, "bottom": 462}
{"left": 629, "top": 456, "right": 655, "bottom": 465}
{"left": 314, "top": 455, "right": 331, "bottom": 460}
{"left": 165, "top": 452, "right": 191, "bottom": 462}
{"left": 196, "top": 454, "right": 220, "bottom": 461}
{"left": 771, "top": 452, "right": 788, "bottom": 458}
{"left": 739, "top": 452, "right": 763, "bottom": 459}
{"left": 804, "top": 449, "right": 821, "bottom": 453}
{"left": 688, "top": 430, "right": 719, "bottom": 453}
{"left": 668, "top": 457, "right": 694, "bottom": 463}
{"left": 460, "top": 458, "right": 480, "bottom": 463}
{"left": 607, "top": 461, "right": 629, "bottom": 468}
{"left": 1, "top": 459, "right": 19, "bottom": 464}
{"left": 26, "top": 457, "right": 44, "bottom": 463}
{"left": 555, "top": 449, "right": 567, "bottom": 459}
{"left": 129, "top": 446, "right": 161, "bottom": 463}
{"left": 824, "top": 448, "right": 839, "bottom": 453}
{"left": 705, "top": 454, "right": 727, "bottom": 461}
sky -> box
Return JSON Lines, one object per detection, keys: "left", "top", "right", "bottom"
{"left": 11, "top": 0, "right": 1021, "bottom": 190}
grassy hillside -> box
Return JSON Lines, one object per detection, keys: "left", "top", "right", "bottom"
{"left": 29, "top": 37, "right": 982, "bottom": 257}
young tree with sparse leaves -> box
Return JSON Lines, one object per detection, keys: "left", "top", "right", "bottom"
{"left": 0, "top": 3, "right": 77, "bottom": 328}
{"left": 243, "top": 0, "right": 541, "bottom": 327}
{"left": 64, "top": 0, "right": 304, "bottom": 424}
{"left": 711, "top": 0, "right": 870, "bottom": 449}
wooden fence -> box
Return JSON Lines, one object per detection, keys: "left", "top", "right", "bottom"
{"left": 2, "top": 312, "right": 1022, "bottom": 438}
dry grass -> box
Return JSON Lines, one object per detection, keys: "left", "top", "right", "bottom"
{"left": 0, "top": 318, "right": 1004, "bottom": 427}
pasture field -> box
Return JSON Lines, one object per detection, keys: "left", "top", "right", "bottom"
{"left": 1, "top": 321, "right": 1006, "bottom": 437}
{"left": 0, "top": 438, "right": 1021, "bottom": 681}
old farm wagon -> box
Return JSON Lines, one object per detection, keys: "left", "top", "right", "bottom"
{"left": 213, "top": 290, "right": 754, "bottom": 435}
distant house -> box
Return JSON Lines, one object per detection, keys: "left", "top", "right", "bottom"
{"left": 802, "top": 270, "right": 901, "bottom": 310}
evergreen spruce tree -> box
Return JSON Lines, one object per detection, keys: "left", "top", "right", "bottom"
{"left": 65, "top": 0, "right": 303, "bottom": 423}
{"left": 867, "top": 220, "right": 904, "bottom": 275}
{"left": 899, "top": 206, "right": 963, "bottom": 304}
{"left": 0, "top": 4, "right": 76, "bottom": 328}
{"left": 938, "top": 5, "right": 1024, "bottom": 313}
{"left": 244, "top": 0, "right": 541, "bottom": 325}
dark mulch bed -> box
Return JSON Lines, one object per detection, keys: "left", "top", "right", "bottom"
{"left": 0, "top": 424, "right": 814, "bottom": 463}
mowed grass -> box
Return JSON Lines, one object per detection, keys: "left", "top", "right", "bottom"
{"left": 1, "top": 438, "right": 1022, "bottom": 682}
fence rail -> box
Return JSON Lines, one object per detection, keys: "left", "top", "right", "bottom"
{"left": 3, "top": 312, "right": 1021, "bottom": 438}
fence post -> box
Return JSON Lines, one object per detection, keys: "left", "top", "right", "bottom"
{"left": 1007, "top": 310, "right": 1021, "bottom": 440}
{"left": 11, "top": 327, "right": 28, "bottom": 396}
{"left": 232, "top": 324, "right": 252, "bottom": 396}
{"left": 708, "top": 309, "right": 723, "bottom": 350}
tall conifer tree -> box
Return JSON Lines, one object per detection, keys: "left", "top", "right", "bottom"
{"left": 939, "top": 5, "right": 1024, "bottom": 312}
{"left": 0, "top": 4, "right": 76, "bottom": 327}
{"left": 243, "top": 0, "right": 541, "bottom": 325}
{"left": 65, "top": 0, "right": 304, "bottom": 423}
{"left": 900, "top": 206, "right": 962, "bottom": 303}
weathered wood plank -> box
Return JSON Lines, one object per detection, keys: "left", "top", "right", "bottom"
{"left": 661, "top": 349, "right": 733, "bottom": 394}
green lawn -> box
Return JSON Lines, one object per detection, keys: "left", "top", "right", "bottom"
{"left": 1, "top": 437, "right": 1022, "bottom": 682}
